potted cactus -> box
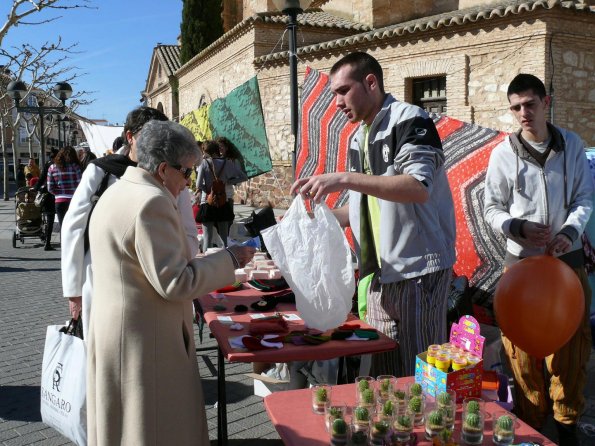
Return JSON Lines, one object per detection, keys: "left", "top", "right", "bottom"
{"left": 409, "top": 382, "right": 423, "bottom": 397}
{"left": 461, "top": 411, "right": 484, "bottom": 445}
{"left": 380, "top": 399, "right": 394, "bottom": 421}
{"left": 325, "top": 405, "right": 345, "bottom": 432}
{"left": 465, "top": 399, "right": 481, "bottom": 415}
{"left": 438, "top": 428, "right": 456, "bottom": 446}
{"left": 408, "top": 395, "right": 425, "bottom": 425}
{"left": 392, "top": 412, "right": 414, "bottom": 442}
{"left": 392, "top": 388, "right": 408, "bottom": 410}
{"left": 329, "top": 418, "right": 348, "bottom": 446}
{"left": 312, "top": 386, "right": 329, "bottom": 414}
{"left": 493, "top": 414, "right": 515, "bottom": 445}
{"left": 360, "top": 388, "right": 376, "bottom": 408}
{"left": 377, "top": 376, "right": 394, "bottom": 400}
{"left": 425, "top": 409, "right": 445, "bottom": 439}
{"left": 354, "top": 406, "right": 371, "bottom": 428}
{"left": 436, "top": 391, "right": 452, "bottom": 407}
{"left": 370, "top": 419, "right": 390, "bottom": 445}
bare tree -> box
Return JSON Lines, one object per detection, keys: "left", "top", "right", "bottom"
{"left": 0, "top": 0, "right": 92, "bottom": 48}
{"left": 0, "top": 40, "right": 92, "bottom": 200}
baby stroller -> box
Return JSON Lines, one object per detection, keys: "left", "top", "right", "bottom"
{"left": 13, "top": 186, "right": 46, "bottom": 248}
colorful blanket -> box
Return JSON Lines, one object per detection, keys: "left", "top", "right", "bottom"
{"left": 297, "top": 67, "right": 508, "bottom": 311}
{"left": 181, "top": 77, "right": 272, "bottom": 178}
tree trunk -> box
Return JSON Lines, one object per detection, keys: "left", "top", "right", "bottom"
{"left": 1, "top": 115, "right": 9, "bottom": 201}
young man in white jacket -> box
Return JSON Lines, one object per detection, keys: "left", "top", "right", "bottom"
{"left": 484, "top": 73, "right": 593, "bottom": 445}
{"left": 61, "top": 107, "right": 200, "bottom": 335}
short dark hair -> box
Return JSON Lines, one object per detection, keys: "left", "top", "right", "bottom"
{"left": 203, "top": 140, "right": 221, "bottom": 158}
{"left": 507, "top": 74, "right": 547, "bottom": 100}
{"left": 330, "top": 52, "right": 384, "bottom": 92}
{"left": 124, "top": 106, "right": 168, "bottom": 135}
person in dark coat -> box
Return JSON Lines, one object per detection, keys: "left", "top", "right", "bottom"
{"left": 35, "top": 148, "right": 58, "bottom": 250}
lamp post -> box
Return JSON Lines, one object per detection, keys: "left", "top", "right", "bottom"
{"left": 272, "top": 0, "right": 313, "bottom": 180}
{"left": 6, "top": 80, "right": 73, "bottom": 168}
{"left": 57, "top": 115, "right": 72, "bottom": 148}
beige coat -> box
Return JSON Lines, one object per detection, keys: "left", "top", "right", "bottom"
{"left": 87, "top": 167, "right": 234, "bottom": 446}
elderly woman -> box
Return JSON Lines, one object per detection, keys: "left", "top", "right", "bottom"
{"left": 87, "top": 120, "right": 255, "bottom": 446}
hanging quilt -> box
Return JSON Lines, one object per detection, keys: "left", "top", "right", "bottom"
{"left": 297, "top": 67, "right": 508, "bottom": 313}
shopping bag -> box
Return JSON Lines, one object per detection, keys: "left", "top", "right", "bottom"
{"left": 262, "top": 196, "right": 354, "bottom": 331}
{"left": 40, "top": 320, "right": 87, "bottom": 446}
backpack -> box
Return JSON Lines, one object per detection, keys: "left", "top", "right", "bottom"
{"left": 206, "top": 159, "right": 227, "bottom": 208}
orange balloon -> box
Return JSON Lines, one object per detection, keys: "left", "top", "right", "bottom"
{"left": 494, "top": 255, "right": 584, "bottom": 359}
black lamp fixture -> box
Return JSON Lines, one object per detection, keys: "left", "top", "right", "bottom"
{"left": 7, "top": 80, "right": 73, "bottom": 167}
{"left": 271, "top": 0, "right": 313, "bottom": 180}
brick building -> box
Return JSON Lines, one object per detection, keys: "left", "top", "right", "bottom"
{"left": 143, "top": 0, "right": 595, "bottom": 208}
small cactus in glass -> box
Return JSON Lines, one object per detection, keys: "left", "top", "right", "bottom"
{"left": 312, "top": 385, "right": 330, "bottom": 414}
{"left": 377, "top": 375, "right": 395, "bottom": 400}
{"left": 381, "top": 399, "right": 394, "bottom": 418}
{"left": 360, "top": 388, "right": 375, "bottom": 407}
{"left": 358, "top": 379, "right": 370, "bottom": 393}
{"left": 466, "top": 400, "right": 480, "bottom": 415}
{"left": 325, "top": 405, "right": 345, "bottom": 432}
{"left": 408, "top": 395, "right": 425, "bottom": 425}
{"left": 329, "top": 418, "right": 348, "bottom": 446}
{"left": 493, "top": 414, "right": 516, "bottom": 446}
{"left": 425, "top": 409, "right": 445, "bottom": 439}
{"left": 462, "top": 411, "right": 484, "bottom": 445}
{"left": 392, "top": 412, "right": 414, "bottom": 442}
{"left": 354, "top": 406, "right": 370, "bottom": 426}
{"left": 437, "top": 391, "right": 452, "bottom": 407}
{"left": 409, "top": 382, "right": 423, "bottom": 397}
{"left": 370, "top": 419, "right": 390, "bottom": 445}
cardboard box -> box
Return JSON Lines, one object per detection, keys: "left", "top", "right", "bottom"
{"left": 415, "top": 315, "right": 485, "bottom": 403}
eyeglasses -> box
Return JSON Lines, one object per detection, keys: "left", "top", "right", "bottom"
{"left": 168, "top": 164, "right": 193, "bottom": 179}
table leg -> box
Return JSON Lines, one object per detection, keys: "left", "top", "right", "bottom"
{"left": 217, "top": 347, "right": 228, "bottom": 446}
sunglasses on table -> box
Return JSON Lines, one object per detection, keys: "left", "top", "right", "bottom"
{"left": 169, "top": 164, "right": 194, "bottom": 179}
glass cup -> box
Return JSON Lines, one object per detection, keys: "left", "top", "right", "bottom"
{"left": 328, "top": 416, "right": 350, "bottom": 446}
{"left": 376, "top": 398, "right": 395, "bottom": 423}
{"left": 311, "top": 384, "right": 331, "bottom": 414}
{"left": 352, "top": 404, "right": 373, "bottom": 431}
{"left": 355, "top": 376, "right": 376, "bottom": 408}
{"left": 407, "top": 381, "right": 424, "bottom": 399}
{"left": 435, "top": 388, "right": 457, "bottom": 430}
{"left": 424, "top": 401, "right": 446, "bottom": 440}
{"left": 406, "top": 392, "right": 426, "bottom": 426}
{"left": 462, "top": 397, "right": 485, "bottom": 418}
{"left": 376, "top": 375, "right": 397, "bottom": 402}
{"left": 391, "top": 406, "right": 414, "bottom": 444}
{"left": 325, "top": 403, "right": 347, "bottom": 432}
{"left": 390, "top": 381, "right": 409, "bottom": 413}
{"left": 461, "top": 409, "right": 485, "bottom": 445}
{"left": 492, "top": 411, "right": 517, "bottom": 446}
{"left": 369, "top": 414, "right": 390, "bottom": 446}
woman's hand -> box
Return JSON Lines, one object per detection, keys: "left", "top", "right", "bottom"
{"left": 227, "top": 245, "right": 256, "bottom": 268}
{"left": 68, "top": 296, "right": 82, "bottom": 320}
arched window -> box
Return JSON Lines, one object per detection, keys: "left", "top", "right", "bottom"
{"left": 157, "top": 102, "right": 164, "bottom": 113}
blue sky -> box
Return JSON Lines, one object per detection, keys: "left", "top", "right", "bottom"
{"left": 2, "top": 0, "right": 183, "bottom": 125}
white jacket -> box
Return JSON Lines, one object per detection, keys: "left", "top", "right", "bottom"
{"left": 484, "top": 125, "right": 594, "bottom": 258}
{"left": 61, "top": 162, "right": 199, "bottom": 332}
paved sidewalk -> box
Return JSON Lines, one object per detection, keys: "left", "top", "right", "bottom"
{"left": 1, "top": 182, "right": 594, "bottom": 445}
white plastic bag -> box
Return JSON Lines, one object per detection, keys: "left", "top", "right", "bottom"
{"left": 262, "top": 196, "right": 354, "bottom": 331}
{"left": 40, "top": 323, "right": 87, "bottom": 446}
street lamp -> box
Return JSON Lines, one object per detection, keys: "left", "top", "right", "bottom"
{"left": 6, "top": 80, "right": 73, "bottom": 168}
{"left": 272, "top": 0, "right": 313, "bottom": 180}
{"left": 57, "top": 115, "right": 72, "bottom": 148}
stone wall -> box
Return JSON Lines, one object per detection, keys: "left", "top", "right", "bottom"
{"left": 147, "top": 86, "right": 175, "bottom": 120}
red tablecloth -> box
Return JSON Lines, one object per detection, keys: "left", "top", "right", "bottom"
{"left": 196, "top": 289, "right": 397, "bottom": 363}
{"left": 264, "top": 379, "right": 556, "bottom": 446}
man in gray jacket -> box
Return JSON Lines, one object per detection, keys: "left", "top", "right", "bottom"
{"left": 484, "top": 73, "right": 593, "bottom": 445}
{"left": 292, "top": 52, "right": 456, "bottom": 377}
